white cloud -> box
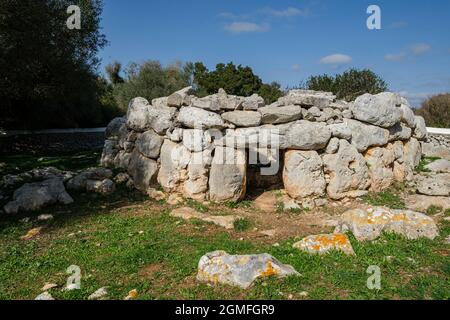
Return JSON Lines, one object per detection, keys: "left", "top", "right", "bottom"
{"left": 292, "top": 64, "right": 301, "bottom": 72}
{"left": 411, "top": 43, "right": 431, "bottom": 55}
{"left": 319, "top": 54, "right": 352, "bottom": 66}
{"left": 397, "top": 91, "right": 432, "bottom": 107}
{"left": 385, "top": 52, "right": 407, "bottom": 62}
{"left": 224, "top": 22, "right": 270, "bottom": 34}
{"left": 389, "top": 21, "right": 408, "bottom": 29}
{"left": 259, "top": 7, "right": 309, "bottom": 18}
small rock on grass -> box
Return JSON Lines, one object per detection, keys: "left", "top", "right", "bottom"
{"left": 41, "top": 283, "right": 58, "bottom": 291}
{"left": 124, "top": 289, "right": 138, "bottom": 300}
{"left": 20, "top": 227, "right": 43, "bottom": 240}
{"left": 38, "top": 214, "right": 54, "bottom": 221}
{"left": 293, "top": 233, "right": 355, "bottom": 255}
{"left": 170, "top": 207, "right": 240, "bottom": 230}
{"left": 197, "top": 250, "right": 299, "bottom": 289}
{"left": 88, "top": 287, "right": 108, "bottom": 300}
{"left": 35, "top": 292, "right": 54, "bottom": 300}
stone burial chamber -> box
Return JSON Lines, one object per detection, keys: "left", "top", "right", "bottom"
{"left": 101, "top": 87, "right": 427, "bottom": 203}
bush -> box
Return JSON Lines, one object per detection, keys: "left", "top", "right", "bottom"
{"left": 303, "top": 68, "right": 388, "bottom": 101}
{"left": 193, "top": 62, "right": 283, "bottom": 104}
{"left": 415, "top": 94, "right": 450, "bottom": 128}
{"left": 112, "top": 61, "right": 193, "bottom": 110}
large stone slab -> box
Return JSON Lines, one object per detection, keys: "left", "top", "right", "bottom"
{"left": 335, "top": 207, "right": 439, "bottom": 241}
{"left": 283, "top": 150, "right": 326, "bottom": 199}
{"left": 416, "top": 173, "right": 450, "bottom": 196}
{"left": 351, "top": 92, "right": 402, "bottom": 128}
{"left": 157, "top": 140, "right": 191, "bottom": 192}
{"left": 285, "top": 121, "right": 331, "bottom": 150}
{"left": 278, "top": 90, "right": 336, "bottom": 108}
{"left": 222, "top": 111, "right": 262, "bottom": 127}
{"left": 405, "top": 194, "right": 450, "bottom": 211}
{"left": 209, "top": 147, "right": 247, "bottom": 202}
{"left": 364, "top": 146, "right": 395, "bottom": 192}
{"left": 135, "top": 130, "right": 164, "bottom": 159}
{"left": 344, "top": 119, "right": 389, "bottom": 152}
{"left": 4, "top": 178, "right": 74, "bottom": 214}
{"left": 258, "top": 105, "right": 302, "bottom": 124}
{"left": 293, "top": 233, "right": 355, "bottom": 255}
{"left": 424, "top": 159, "right": 450, "bottom": 173}
{"left": 197, "top": 251, "right": 299, "bottom": 289}
{"left": 323, "top": 140, "right": 371, "bottom": 199}
{"left": 170, "top": 207, "right": 239, "bottom": 229}
{"left": 127, "top": 150, "right": 159, "bottom": 192}
{"left": 178, "top": 106, "right": 226, "bottom": 129}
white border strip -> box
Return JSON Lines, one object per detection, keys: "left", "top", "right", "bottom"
{"left": 427, "top": 127, "right": 450, "bottom": 136}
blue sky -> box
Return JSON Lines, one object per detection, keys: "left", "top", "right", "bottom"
{"left": 99, "top": 0, "right": 450, "bottom": 106}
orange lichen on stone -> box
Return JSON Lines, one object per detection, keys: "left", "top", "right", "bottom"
{"left": 260, "top": 261, "right": 279, "bottom": 277}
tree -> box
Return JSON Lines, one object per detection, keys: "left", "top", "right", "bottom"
{"left": 105, "top": 61, "right": 125, "bottom": 85}
{"left": 415, "top": 93, "right": 450, "bottom": 128}
{"left": 304, "top": 68, "right": 388, "bottom": 101}
{"left": 0, "top": 0, "right": 117, "bottom": 129}
{"left": 112, "top": 60, "right": 194, "bottom": 110}
{"left": 193, "top": 62, "right": 283, "bottom": 103}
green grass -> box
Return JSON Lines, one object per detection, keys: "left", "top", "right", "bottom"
{"left": 233, "top": 218, "right": 252, "bottom": 232}
{"left": 416, "top": 156, "right": 441, "bottom": 173}
{"left": 224, "top": 200, "right": 253, "bottom": 209}
{"left": 1, "top": 187, "right": 448, "bottom": 300}
{"left": 0, "top": 151, "right": 101, "bottom": 177}
{"left": 185, "top": 199, "right": 209, "bottom": 213}
{"left": 362, "top": 188, "right": 406, "bottom": 210}
{"left": 426, "top": 206, "right": 443, "bottom": 216}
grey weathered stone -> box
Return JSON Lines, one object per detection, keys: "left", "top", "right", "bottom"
{"left": 170, "top": 207, "right": 240, "bottom": 229}
{"left": 167, "top": 86, "right": 192, "bottom": 107}
{"left": 400, "top": 102, "right": 416, "bottom": 128}
{"left": 113, "top": 151, "right": 132, "bottom": 169}
{"left": 416, "top": 173, "right": 450, "bottom": 196}
{"left": 126, "top": 97, "right": 151, "bottom": 131}
{"left": 184, "top": 150, "right": 212, "bottom": 200}
{"left": 100, "top": 140, "right": 119, "bottom": 168}
{"left": 388, "top": 122, "right": 412, "bottom": 142}
{"left": 4, "top": 178, "right": 73, "bottom": 214}
{"left": 259, "top": 105, "right": 302, "bottom": 124}
{"left": 135, "top": 130, "right": 164, "bottom": 159}
{"left": 286, "top": 121, "right": 331, "bottom": 150}
{"left": 182, "top": 129, "right": 212, "bottom": 152}
{"left": 151, "top": 97, "right": 168, "bottom": 108}
{"left": 413, "top": 116, "right": 427, "bottom": 141}
{"left": 209, "top": 146, "right": 246, "bottom": 202}
{"left": 364, "top": 146, "right": 395, "bottom": 192}
{"left": 421, "top": 142, "right": 450, "bottom": 161}
{"left": 86, "top": 179, "right": 116, "bottom": 194}
{"left": 293, "top": 233, "right": 355, "bottom": 255}
{"left": 242, "top": 94, "right": 265, "bottom": 110}
{"left": 178, "top": 106, "right": 226, "bottom": 129}
{"left": 401, "top": 138, "right": 422, "bottom": 181}
{"left": 325, "top": 137, "right": 340, "bottom": 154}
{"left": 424, "top": 159, "right": 450, "bottom": 173}
{"left": 147, "top": 105, "right": 178, "bottom": 134}
{"left": 157, "top": 140, "right": 191, "bottom": 192}
{"left": 323, "top": 140, "right": 371, "bottom": 199}
{"left": 221, "top": 111, "right": 262, "bottom": 127}
{"left": 128, "top": 150, "right": 159, "bottom": 192}
{"left": 278, "top": 90, "right": 336, "bottom": 108}
{"left": 197, "top": 251, "right": 299, "bottom": 289}
{"left": 327, "top": 123, "right": 352, "bottom": 140}
{"left": 351, "top": 92, "right": 402, "bottom": 128}
{"left": 283, "top": 150, "right": 326, "bottom": 199}
{"left": 335, "top": 207, "right": 439, "bottom": 241}
{"left": 105, "top": 117, "right": 126, "bottom": 139}
{"left": 344, "top": 119, "right": 389, "bottom": 152}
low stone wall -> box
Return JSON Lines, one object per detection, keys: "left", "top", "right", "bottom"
{"left": 0, "top": 132, "right": 106, "bottom": 155}
{"left": 101, "top": 88, "right": 427, "bottom": 203}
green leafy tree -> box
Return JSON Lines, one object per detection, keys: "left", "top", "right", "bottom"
{"left": 415, "top": 93, "right": 450, "bottom": 128}
{"left": 304, "top": 68, "right": 388, "bottom": 101}
{"left": 0, "top": 0, "right": 118, "bottom": 129}
{"left": 112, "top": 60, "right": 194, "bottom": 110}
{"left": 105, "top": 61, "right": 125, "bottom": 85}
{"left": 193, "top": 62, "right": 283, "bottom": 103}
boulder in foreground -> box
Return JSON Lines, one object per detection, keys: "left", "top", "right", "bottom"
{"left": 197, "top": 251, "right": 299, "bottom": 289}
